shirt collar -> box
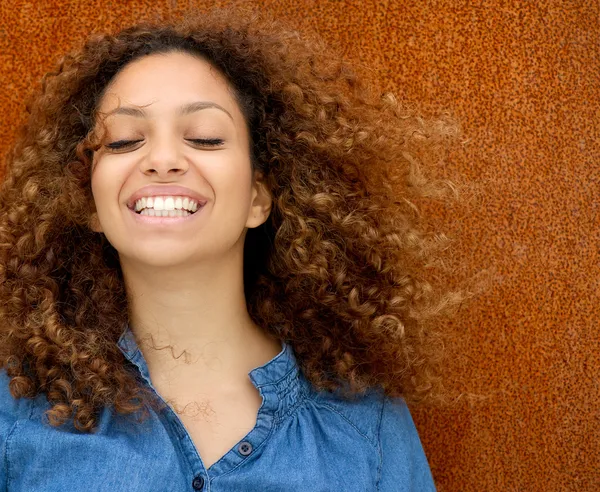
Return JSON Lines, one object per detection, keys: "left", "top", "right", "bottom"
{"left": 117, "top": 324, "right": 309, "bottom": 420}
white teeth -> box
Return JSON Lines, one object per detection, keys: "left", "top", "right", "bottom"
{"left": 139, "top": 208, "right": 192, "bottom": 217}
{"left": 133, "top": 195, "right": 202, "bottom": 214}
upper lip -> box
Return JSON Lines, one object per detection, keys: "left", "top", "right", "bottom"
{"left": 126, "top": 185, "right": 209, "bottom": 210}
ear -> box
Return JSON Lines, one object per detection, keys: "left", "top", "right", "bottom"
{"left": 89, "top": 154, "right": 104, "bottom": 233}
{"left": 89, "top": 212, "right": 104, "bottom": 233}
{"left": 246, "top": 171, "right": 272, "bottom": 228}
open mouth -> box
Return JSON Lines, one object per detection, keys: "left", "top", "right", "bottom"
{"left": 131, "top": 196, "right": 204, "bottom": 217}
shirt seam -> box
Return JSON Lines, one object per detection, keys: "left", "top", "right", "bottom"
{"left": 4, "top": 419, "right": 21, "bottom": 489}
{"left": 375, "top": 397, "right": 386, "bottom": 491}
{"left": 311, "top": 399, "right": 379, "bottom": 451}
{"left": 252, "top": 365, "right": 297, "bottom": 390}
{"left": 4, "top": 387, "right": 35, "bottom": 491}
{"left": 128, "top": 348, "right": 141, "bottom": 362}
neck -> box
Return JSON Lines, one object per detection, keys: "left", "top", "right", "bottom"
{"left": 121, "top": 253, "right": 281, "bottom": 387}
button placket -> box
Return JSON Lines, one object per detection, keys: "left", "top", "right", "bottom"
{"left": 192, "top": 475, "right": 205, "bottom": 490}
{"left": 238, "top": 441, "right": 253, "bottom": 456}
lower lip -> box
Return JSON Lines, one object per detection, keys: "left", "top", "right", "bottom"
{"left": 128, "top": 205, "right": 205, "bottom": 224}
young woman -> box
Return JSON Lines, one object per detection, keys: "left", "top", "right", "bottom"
{"left": 0, "top": 6, "right": 463, "bottom": 491}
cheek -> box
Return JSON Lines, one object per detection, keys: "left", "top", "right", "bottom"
{"left": 216, "top": 161, "right": 254, "bottom": 212}
{"left": 218, "top": 150, "right": 253, "bottom": 190}
{"left": 90, "top": 159, "right": 126, "bottom": 213}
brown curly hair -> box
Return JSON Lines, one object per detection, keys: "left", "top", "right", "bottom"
{"left": 0, "top": 6, "right": 468, "bottom": 432}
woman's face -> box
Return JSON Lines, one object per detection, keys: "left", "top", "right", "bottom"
{"left": 90, "top": 51, "right": 270, "bottom": 269}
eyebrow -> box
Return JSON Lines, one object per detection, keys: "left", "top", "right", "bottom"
{"left": 105, "top": 101, "right": 233, "bottom": 120}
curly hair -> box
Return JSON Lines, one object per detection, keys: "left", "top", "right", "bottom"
{"left": 0, "top": 6, "right": 468, "bottom": 432}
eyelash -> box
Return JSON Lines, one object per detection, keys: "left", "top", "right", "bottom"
{"left": 105, "top": 138, "right": 225, "bottom": 150}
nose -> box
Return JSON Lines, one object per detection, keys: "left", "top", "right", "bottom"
{"left": 139, "top": 136, "right": 189, "bottom": 178}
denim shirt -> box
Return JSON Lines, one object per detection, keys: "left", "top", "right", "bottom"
{"left": 0, "top": 326, "right": 435, "bottom": 491}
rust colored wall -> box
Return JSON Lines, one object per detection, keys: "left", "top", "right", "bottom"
{"left": 1, "top": 1, "right": 598, "bottom": 490}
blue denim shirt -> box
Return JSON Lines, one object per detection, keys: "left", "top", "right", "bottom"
{"left": 0, "top": 326, "right": 435, "bottom": 491}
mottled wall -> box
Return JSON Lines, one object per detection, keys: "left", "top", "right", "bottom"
{"left": 0, "top": 1, "right": 598, "bottom": 490}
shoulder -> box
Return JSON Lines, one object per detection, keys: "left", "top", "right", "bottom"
{"left": 0, "top": 368, "right": 35, "bottom": 490}
{"left": 311, "top": 389, "right": 436, "bottom": 491}
{"left": 0, "top": 368, "right": 33, "bottom": 426}
{"left": 0, "top": 368, "right": 35, "bottom": 437}
{"left": 376, "top": 397, "right": 436, "bottom": 490}
{"left": 311, "top": 388, "right": 421, "bottom": 449}
{"left": 311, "top": 388, "right": 386, "bottom": 447}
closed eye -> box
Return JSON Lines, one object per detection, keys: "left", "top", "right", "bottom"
{"left": 105, "top": 139, "right": 143, "bottom": 150}
{"left": 186, "top": 138, "right": 225, "bottom": 147}
{"left": 104, "top": 138, "right": 225, "bottom": 151}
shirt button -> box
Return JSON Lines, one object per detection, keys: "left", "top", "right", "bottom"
{"left": 192, "top": 475, "right": 205, "bottom": 490}
{"left": 238, "top": 441, "right": 253, "bottom": 456}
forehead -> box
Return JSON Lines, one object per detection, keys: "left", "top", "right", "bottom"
{"left": 97, "top": 51, "right": 240, "bottom": 115}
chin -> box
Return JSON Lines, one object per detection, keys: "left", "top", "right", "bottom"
{"left": 119, "top": 248, "right": 201, "bottom": 270}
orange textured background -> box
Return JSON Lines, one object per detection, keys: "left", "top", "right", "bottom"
{"left": 0, "top": 1, "right": 598, "bottom": 490}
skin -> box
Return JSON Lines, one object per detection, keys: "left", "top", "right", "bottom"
{"left": 90, "top": 51, "right": 282, "bottom": 467}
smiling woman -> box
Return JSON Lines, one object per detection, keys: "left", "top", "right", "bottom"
{"left": 89, "top": 52, "right": 268, "bottom": 275}
{"left": 0, "top": 5, "right": 464, "bottom": 491}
